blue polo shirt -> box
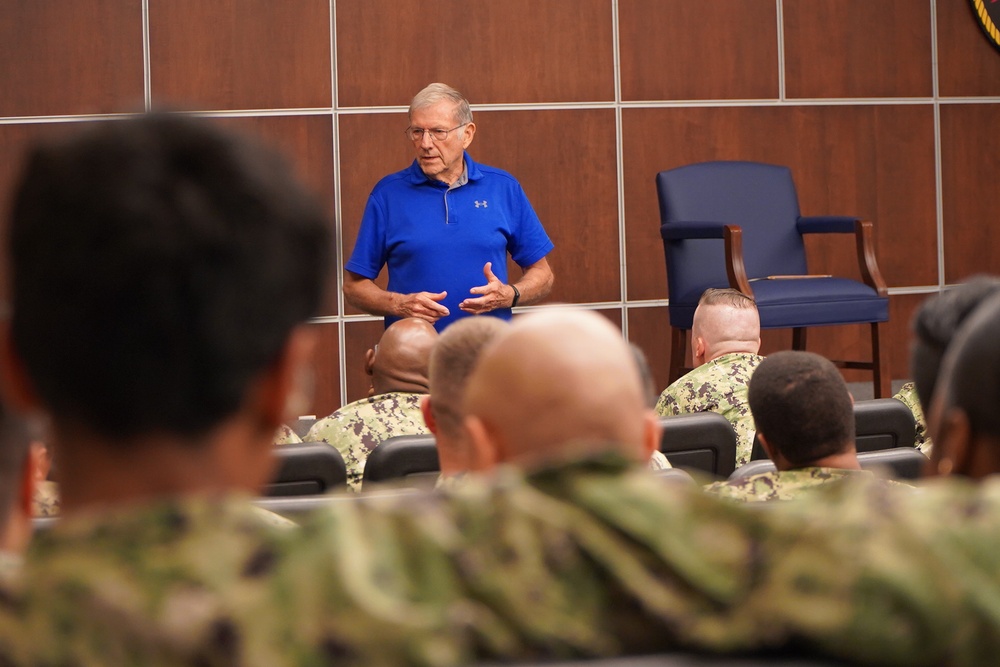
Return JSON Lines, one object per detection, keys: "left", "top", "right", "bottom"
{"left": 346, "top": 152, "right": 554, "bottom": 330}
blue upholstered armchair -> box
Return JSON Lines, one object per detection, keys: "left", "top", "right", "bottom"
{"left": 657, "top": 161, "right": 890, "bottom": 397}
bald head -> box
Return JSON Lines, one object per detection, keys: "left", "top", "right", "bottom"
{"left": 463, "top": 310, "right": 657, "bottom": 469}
{"left": 428, "top": 317, "right": 509, "bottom": 439}
{"left": 691, "top": 288, "right": 760, "bottom": 364}
{"left": 368, "top": 318, "right": 438, "bottom": 395}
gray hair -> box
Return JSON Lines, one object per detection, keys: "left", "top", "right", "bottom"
{"left": 409, "top": 83, "right": 473, "bottom": 125}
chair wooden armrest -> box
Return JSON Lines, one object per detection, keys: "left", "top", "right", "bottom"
{"left": 855, "top": 220, "right": 888, "bottom": 296}
{"left": 722, "top": 225, "right": 754, "bottom": 297}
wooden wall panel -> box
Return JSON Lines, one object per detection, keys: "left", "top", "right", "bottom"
{"left": 340, "top": 109, "right": 620, "bottom": 309}
{"left": 627, "top": 307, "right": 672, "bottom": 394}
{"left": 618, "top": 0, "right": 778, "bottom": 101}
{"left": 940, "top": 103, "right": 1000, "bottom": 281}
{"left": 0, "top": 0, "right": 143, "bottom": 117}
{"left": 208, "top": 114, "right": 338, "bottom": 315}
{"left": 149, "top": 0, "right": 332, "bottom": 110}
{"left": 621, "top": 105, "right": 937, "bottom": 302}
{"left": 308, "top": 322, "right": 342, "bottom": 418}
{"left": 784, "top": 0, "right": 932, "bottom": 99}
{"left": 936, "top": 0, "right": 1000, "bottom": 97}
{"left": 343, "top": 319, "right": 389, "bottom": 405}
{"left": 335, "top": 0, "right": 615, "bottom": 106}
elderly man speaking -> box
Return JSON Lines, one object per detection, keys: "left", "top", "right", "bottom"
{"left": 344, "top": 83, "right": 554, "bottom": 331}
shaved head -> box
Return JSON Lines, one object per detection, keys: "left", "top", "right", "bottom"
{"left": 369, "top": 318, "right": 438, "bottom": 395}
{"left": 463, "top": 310, "right": 657, "bottom": 469}
{"left": 692, "top": 289, "right": 760, "bottom": 364}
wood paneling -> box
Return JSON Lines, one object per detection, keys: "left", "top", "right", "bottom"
{"left": 784, "top": 0, "right": 932, "bottom": 99}
{"left": 343, "top": 319, "right": 389, "bottom": 405}
{"left": 618, "top": 0, "right": 778, "bottom": 101}
{"left": 208, "top": 114, "right": 338, "bottom": 315}
{"left": 936, "top": 0, "right": 1000, "bottom": 97}
{"left": 149, "top": 0, "right": 332, "bottom": 110}
{"left": 340, "top": 109, "right": 620, "bottom": 310}
{"left": 627, "top": 307, "right": 672, "bottom": 394}
{"left": 940, "top": 103, "right": 1000, "bottom": 281}
{"left": 0, "top": 0, "right": 143, "bottom": 117}
{"left": 309, "top": 322, "right": 342, "bottom": 417}
{"left": 335, "top": 0, "right": 615, "bottom": 107}
{"left": 621, "top": 105, "right": 937, "bottom": 302}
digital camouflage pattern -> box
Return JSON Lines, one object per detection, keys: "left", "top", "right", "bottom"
{"left": 31, "top": 480, "right": 59, "bottom": 518}
{"left": 305, "top": 391, "right": 430, "bottom": 491}
{"left": 704, "top": 467, "right": 875, "bottom": 502}
{"left": 274, "top": 424, "right": 302, "bottom": 445}
{"left": 4, "top": 456, "right": 1000, "bottom": 664}
{"left": 656, "top": 352, "right": 763, "bottom": 466}
{"left": 894, "top": 381, "right": 931, "bottom": 454}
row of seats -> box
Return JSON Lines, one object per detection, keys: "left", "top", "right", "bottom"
{"left": 266, "top": 398, "right": 919, "bottom": 495}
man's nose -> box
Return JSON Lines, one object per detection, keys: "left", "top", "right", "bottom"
{"left": 418, "top": 131, "right": 435, "bottom": 149}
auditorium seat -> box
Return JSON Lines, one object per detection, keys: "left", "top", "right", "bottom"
{"left": 659, "top": 412, "right": 738, "bottom": 479}
{"left": 266, "top": 441, "right": 348, "bottom": 496}
{"left": 731, "top": 447, "right": 928, "bottom": 482}
{"left": 362, "top": 434, "right": 440, "bottom": 490}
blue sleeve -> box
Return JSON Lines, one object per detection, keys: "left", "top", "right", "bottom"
{"left": 507, "top": 181, "right": 554, "bottom": 268}
{"left": 345, "top": 194, "right": 388, "bottom": 279}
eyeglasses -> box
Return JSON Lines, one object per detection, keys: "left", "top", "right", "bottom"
{"left": 404, "top": 124, "right": 468, "bottom": 142}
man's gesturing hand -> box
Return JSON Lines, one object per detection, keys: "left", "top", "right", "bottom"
{"left": 460, "top": 262, "right": 513, "bottom": 314}
{"left": 394, "top": 291, "right": 449, "bottom": 323}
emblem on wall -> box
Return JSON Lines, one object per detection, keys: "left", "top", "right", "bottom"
{"left": 970, "top": 0, "right": 1000, "bottom": 52}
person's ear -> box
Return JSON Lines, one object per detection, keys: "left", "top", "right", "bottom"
{"left": 757, "top": 432, "right": 780, "bottom": 465}
{"left": 461, "top": 122, "right": 476, "bottom": 149}
{"left": 932, "top": 407, "right": 972, "bottom": 477}
{"left": 0, "top": 325, "right": 43, "bottom": 414}
{"left": 257, "top": 326, "right": 317, "bottom": 431}
{"left": 421, "top": 396, "right": 438, "bottom": 435}
{"left": 464, "top": 414, "right": 501, "bottom": 471}
{"left": 641, "top": 410, "right": 662, "bottom": 460}
{"left": 693, "top": 336, "right": 707, "bottom": 366}
{"left": 364, "top": 348, "right": 375, "bottom": 377}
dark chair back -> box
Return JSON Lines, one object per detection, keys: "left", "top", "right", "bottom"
{"left": 750, "top": 398, "right": 917, "bottom": 460}
{"left": 266, "top": 442, "right": 348, "bottom": 497}
{"left": 362, "top": 434, "right": 440, "bottom": 490}
{"left": 731, "top": 447, "right": 928, "bottom": 482}
{"left": 659, "top": 412, "right": 738, "bottom": 479}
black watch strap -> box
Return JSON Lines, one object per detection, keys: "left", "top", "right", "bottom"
{"left": 510, "top": 285, "right": 521, "bottom": 308}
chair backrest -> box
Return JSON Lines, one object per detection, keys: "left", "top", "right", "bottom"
{"left": 730, "top": 447, "right": 928, "bottom": 482}
{"left": 750, "top": 397, "right": 917, "bottom": 460}
{"left": 253, "top": 488, "right": 424, "bottom": 519}
{"left": 362, "top": 434, "right": 441, "bottom": 489}
{"left": 657, "top": 161, "right": 807, "bottom": 320}
{"left": 659, "top": 412, "right": 738, "bottom": 479}
{"left": 266, "top": 442, "right": 348, "bottom": 497}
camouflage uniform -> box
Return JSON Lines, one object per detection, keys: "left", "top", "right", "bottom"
{"left": 3, "top": 455, "right": 1000, "bottom": 664}
{"left": 31, "top": 480, "right": 60, "bottom": 518}
{"left": 274, "top": 424, "right": 302, "bottom": 445}
{"left": 656, "top": 352, "right": 763, "bottom": 466}
{"left": 705, "top": 467, "right": 875, "bottom": 502}
{"left": 894, "top": 381, "right": 932, "bottom": 454}
{"left": 305, "top": 391, "right": 430, "bottom": 491}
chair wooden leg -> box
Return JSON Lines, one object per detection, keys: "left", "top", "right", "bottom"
{"left": 871, "top": 321, "right": 891, "bottom": 399}
{"left": 669, "top": 328, "right": 687, "bottom": 384}
{"left": 792, "top": 327, "right": 807, "bottom": 351}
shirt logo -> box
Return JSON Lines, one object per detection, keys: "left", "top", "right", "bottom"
{"left": 474, "top": 200, "right": 488, "bottom": 208}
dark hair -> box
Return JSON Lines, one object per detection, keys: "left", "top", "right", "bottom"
{"left": 911, "top": 276, "right": 1000, "bottom": 415}
{"left": 938, "top": 293, "right": 1000, "bottom": 440}
{"left": 748, "top": 351, "right": 854, "bottom": 466}
{"left": 9, "top": 114, "right": 332, "bottom": 440}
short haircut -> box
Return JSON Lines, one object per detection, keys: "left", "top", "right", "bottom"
{"left": 911, "top": 276, "right": 1000, "bottom": 414}
{"left": 428, "top": 317, "right": 508, "bottom": 437}
{"left": 409, "top": 83, "right": 473, "bottom": 125}
{"left": 9, "top": 114, "right": 332, "bottom": 441}
{"left": 0, "top": 402, "right": 31, "bottom": 535}
{"left": 748, "top": 351, "right": 854, "bottom": 466}
{"left": 698, "top": 287, "right": 757, "bottom": 310}
{"left": 938, "top": 293, "right": 1000, "bottom": 440}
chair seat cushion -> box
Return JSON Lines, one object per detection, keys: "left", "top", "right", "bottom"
{"left": 670, "top": 277, "right": 887, "bottom": 329}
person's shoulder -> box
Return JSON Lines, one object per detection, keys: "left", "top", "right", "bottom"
{"left": 370, "top": 163, "right": 420, "bottom": 193}
{"left": 469, "top": 158, "right": 523, "bottom": 187}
